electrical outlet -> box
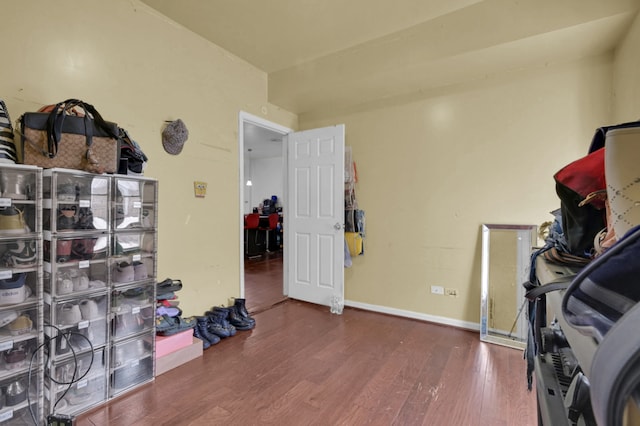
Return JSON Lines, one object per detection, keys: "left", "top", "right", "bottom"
{"left": 431, "top": 285, "right": 444, "bottom": 295}
{"left": 445, "top": 288, "right": 458, "bottom": 296}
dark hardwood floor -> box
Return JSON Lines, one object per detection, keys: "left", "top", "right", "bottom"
{"left": 244, "top": 250, "right": 286, "bottom": 314}
{"left": 78, "top": 251, "right": 537, "bottom": 425}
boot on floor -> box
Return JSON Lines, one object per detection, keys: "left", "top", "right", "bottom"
{"left": 205, "top": 309, "right": 236, "bottom": 338}
{"left": 193, "top": 322, "right": 211, "bottom": 349}
{"left": 213, "top": 306, "right": 253, "bottom": 331}
{"left": 195, "top": 316, "right": 221, "bottom": 347}
{"left": 233, "top": 298, "right": 256, "bottom": 327}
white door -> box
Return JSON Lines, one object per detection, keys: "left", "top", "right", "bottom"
{"left": 286, "top": 125, "right": 345, "bottom": 308}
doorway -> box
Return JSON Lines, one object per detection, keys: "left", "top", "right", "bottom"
{"left": 239, "top": 112, "right": 291, "bottom": 313}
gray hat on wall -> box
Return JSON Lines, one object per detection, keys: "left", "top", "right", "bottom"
{"left": 162, "top": 119, "right": 189, "bottom": 155}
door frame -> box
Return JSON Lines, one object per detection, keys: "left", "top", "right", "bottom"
{"left": 238, "top": 111, "right": 292, "bottom": 298}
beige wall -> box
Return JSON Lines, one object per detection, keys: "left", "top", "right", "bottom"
{"left": 0, "top": 0, "right": 297, "bottom": 316}
{"left": 302, "top": 56, "right": 613, "bottom": 325}
{"left": 613, "top": 11, "right": 640, "bottom": 121}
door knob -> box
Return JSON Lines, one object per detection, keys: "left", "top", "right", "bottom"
{"left": 334, "top": 222, "right": 342, "bottom": 230}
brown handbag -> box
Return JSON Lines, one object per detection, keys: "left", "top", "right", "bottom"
{"left": 19, "top": 99, "right": 119, "bottom": 174}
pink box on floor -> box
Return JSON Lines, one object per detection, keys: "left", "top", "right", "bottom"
{"left": 155, "top": 329, "right": 194, "bottom": 358}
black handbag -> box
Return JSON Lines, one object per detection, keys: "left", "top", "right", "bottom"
{"left": 118, "top": 127, "right": 148, "bottom": 175}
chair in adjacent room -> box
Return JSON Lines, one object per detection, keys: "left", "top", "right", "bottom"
{"left": 244, "top": 213, "right": 262, "bottom": 257}
{"left": 259, "top": 213, "right": 280, "bottom": 252}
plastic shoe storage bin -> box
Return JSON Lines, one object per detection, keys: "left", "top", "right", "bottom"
{"left": 0, "top": 206, "right": 37, "bottom": 239}
{"left": 109, "top": 331, "right": 154, "bottom": 396}
{"left": 43, "top": 234, "right": 108, "bottom": 265}
{"left": 112, "top": 230, "right": 154, "bottom": 257}
{"left": 112, "top": 177, "right": 156, "bottom": 231}
{"left": 0, "top": 371, "right": 39, "bottom": 424}
{"left": 0, "top": 238, "right": 39, "bottom": 273}
{"left": 111, "top": 282, "right": 155, "bottom": 340}
{"left": 0, "top": 166, "right": 40, "bottom": 241}
{"left": 42, "top": 170, "right": 109, "bottom": 234}
{"left": 44, "top": 294, "right": 108, "bottom": 359}
{"left": 0, "top": 304, "right": 38, "bottom": 339}
{"left": 43, "top": 258, "right": 108, "bottom": 298}
{"left": 110, "top": 243, "right": 156, "bottom": 286}
{"left": 0, "top": 270, "right": 38, "bottom": 308}
{"left": 44, "top": 347, "right": 107, "bottom": 417}
{"left": 0, "top": 321, "right": 39, "bottom": 381}
{"left": 0, "top": 168, "right": 37, "bottom": 202}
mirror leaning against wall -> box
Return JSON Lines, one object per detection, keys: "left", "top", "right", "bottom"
{"left": 480, "top": 224, "right": 537, "bottom": 350}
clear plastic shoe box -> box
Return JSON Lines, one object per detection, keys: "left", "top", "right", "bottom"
{"left": 43, "top": 294, "right": 108, "bottom": 360}
{"left": 110, "top": 282, "right": 155, "bottom": 340}
{"left": 112, "top": 177, "right": 156, "bottom": 231}
{"left": 110, "top": 231, "right": 155, "bottom": 287}
{"left": 109, "top": 331, "right": 154, "bottom": 397}
{"left": 43, "top": 253, "right": 108, "bottom": 298}
{"left": 42, "top": 170, "right": 109, "bottom": 234}
{"left": 0, "top": 270, "right": 39, "bottom": 309}
{"left": 0, "top": 238, "right": 40, "bottom": 274}
{"left": 0, "top": 310, "right": 39, "bottom": 381}
{"left": 43, "top": 234, "right": 109, "bottom": 265}
{"left": 0, "top": 371, "right": 40, "bottom": 424}
{"left": 44, "top": 347, "right": 107, "bottom": 417}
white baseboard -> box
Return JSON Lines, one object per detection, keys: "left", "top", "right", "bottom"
{"left": 344, "top": 299, "right": 480, "bottom": 331}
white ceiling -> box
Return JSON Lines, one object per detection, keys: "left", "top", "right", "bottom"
{"left": 243, "top": 122, "right": 284, "bottom": 159}
{"left": 141, "top": 0, "right": 640, "bottom": 152}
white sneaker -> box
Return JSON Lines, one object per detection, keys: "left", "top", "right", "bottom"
{"left": 59, "top": 303, "right": 82, "bottom": 325}
{"left": 72, "top": 272, "right": 90, "bottom": 291}
{"left": 79, "top": 299, "right": 99, "bottom": 320}
{"left": 57, "top": 277, "right": 74, "bottom": 295}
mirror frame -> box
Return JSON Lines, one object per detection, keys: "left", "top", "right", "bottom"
{"left": 480, "top": 224, "right": 537, "bottom": 350}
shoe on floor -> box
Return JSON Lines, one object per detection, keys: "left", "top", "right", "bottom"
{"left": 157, "top": 278, "right": 183, "bottom": 293}
{"left": 195, "top": 316, "right": 221, "bottom": 346}
{"left": 156, "top": 315, "right": 196, "bottom": 336}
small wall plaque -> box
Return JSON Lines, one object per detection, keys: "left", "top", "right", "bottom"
{"left": 194, "top": 181, "right": 207, "bottom": 198}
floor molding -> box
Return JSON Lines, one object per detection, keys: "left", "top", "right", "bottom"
{"left": 345, "top": 299, "right": 480, "bottom": 331}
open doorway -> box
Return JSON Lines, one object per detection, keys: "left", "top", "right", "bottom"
{"left": 239, "top": 112, "right": 292, "bottom": 313}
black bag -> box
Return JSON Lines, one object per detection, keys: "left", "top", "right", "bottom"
{"left": 117, "top": 128, "right": 147, "bottom": 175}
{"left": 554, "top": 148, "right": 606, "bottom": 258}
{"left": 562, "top": 224, "right": 640, "bottom": 341}
{"left": 561, "top": 224, "right": 640, "bottom": 426}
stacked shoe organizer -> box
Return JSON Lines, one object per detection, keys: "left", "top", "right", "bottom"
{"left": 109, "top": 175, "right": 157, "bottom": 398}
{"left": 42, "top": 169, "right": 111, "bottom": 417}
{"left": 0, "top": 164, "right": 43, "bottom": 424}
{"left": 41, "top": 169, "right": 158, "bottom": 418}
